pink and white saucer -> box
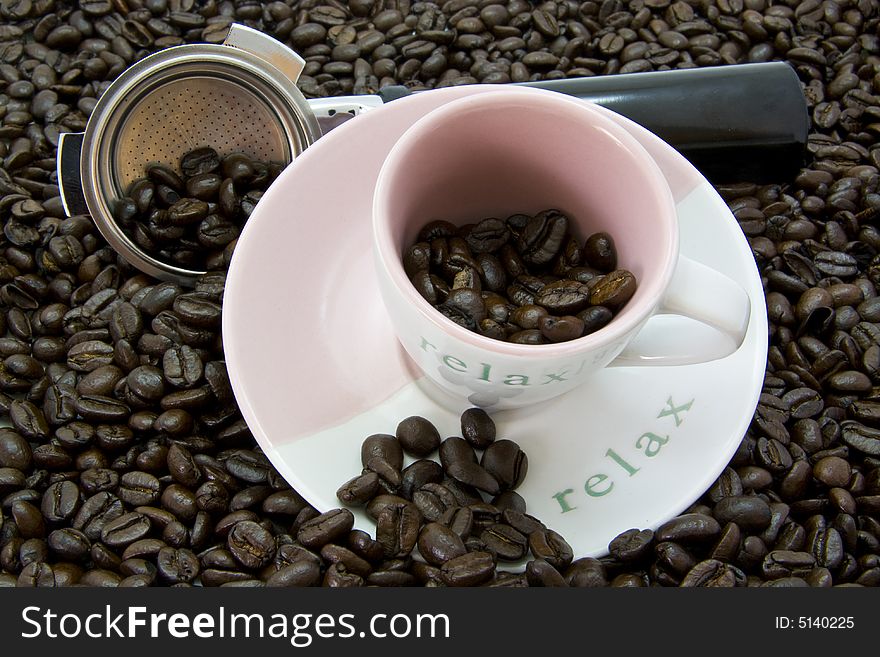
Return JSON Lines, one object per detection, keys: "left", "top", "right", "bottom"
{"left": 222, "top": 86, "right": 767, "bottom": 558}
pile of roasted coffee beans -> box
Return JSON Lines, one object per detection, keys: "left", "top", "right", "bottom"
{"left": 333, "top": 409, "right": 568, "bottom": 586}
{"left": 112, "top": 147, "right": 282, "bottom": 271}
{"left": 2, "top": 0, "right": 880, "bottom": 587}
{"left": 406, "top": 212, "right": 636, "bottom": 344}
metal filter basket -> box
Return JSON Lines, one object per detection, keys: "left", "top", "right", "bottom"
{"left": 58, "top": 24, "right": 326, "bottom": 286}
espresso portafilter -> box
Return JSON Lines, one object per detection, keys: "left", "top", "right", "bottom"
{"left": 57, "top": 23, "right": 808, "bottom": 285}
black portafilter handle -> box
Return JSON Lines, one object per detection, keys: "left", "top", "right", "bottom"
{"left": 378, "top": 62, "right": 810, "bottom": 184}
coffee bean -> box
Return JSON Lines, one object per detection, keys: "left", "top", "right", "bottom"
{"left": 267, "top": 561, "right": 322, "bottom": 587}
{"left": 320, "top": 544, "right": 371, "bottom": 578}
{"left": 655, "top": 514, "right": 721, "bottom": 544}
{"left": 410, "top": 482, "right": 454, "bottom": 521}
{"left": 160, "top": 484, "right": 197, "bottom": 522}
{"left": 577, "top": 305, "right": 613, "bottom": 334}
{"left": 0, "top": 428, "right": 32, "bottom": 470}
{"left": 101, "top": 511, "right": 151, "bottom": 547}
{"left": 336, "top": 472, "right": 380, "bottom": 506}
{"left": 607, "top": 528, "right": 654, "bottom": 562}
{"left": 399, "top": 459, "right": 443, "bottom": 500}
{"left": 396, "top": 416, "right": 441, "bottom": 457}
{"left": 438, "top": 436, "right": 477, "bottom": 471}
{"left": 162, "top": 345, "right": 202, "bottom": 388}
{"left": 841, "top": 422, "right": 880, "bottom": 456}
{"left": 12, "top": 500, "right": 46, "bottom": 538}
{"left": 761, "top": 550, "right": 815, "bottom": 580}
{"left": 509, "top": 304, "right": 548, "bottom": 330}
{"left": 813, "top": 456, "right": 852, "bottom": 488}
{"left": 173, "top": 293, "right": 221, "bottom": 328}
{"left": 713, "top": 496, "right": 772, "bottom": 531}
{"left": 403, "top": 242, "right": 431, "bottom": 278}
{"left": 445, "top": 460, "right": 500, "bottom": 495}
{"left": 508, "top": 329, "right": 545, "bottom": 344}
{"left": 9, "top": 399, "right": 49, "bottom": 439}
{"left": 297, "top": 508, "right": 354, "bottom": 550}
{"left": 526, "top": 559, "right": 568, "bottom": 587}
{"left": 40, "top": 481, "right": 80, "bottom": 523}
{"left": 583, "top": 232, "right": 617, "bottom": 271}
{"left": 529, "top": 528, "right": 574, "bottom": 569}
{"left": 539, "top": 315, "right": 586, "bottom": 342}
{"left": 180, "top": 147, "right": 219, "bottom": 177}
{"left": 808, "top": 526, "right": 844, "bottom": 570}
{"left": 192, "top": 480, "right": 227, "bottom": 516}
{"left": 361, "top": 434, "right": 403, "bottom": 470}
{"left": 364, "top": 456, "right": 401, "bottom": 493}
{"left": 417, "top": 522, "right": 467, "bottom": 566}
{"left": 227, "top": 520, "right": 275, "bottom": 569}
{"left": 127, "top": 365, "right": 165, "bottom": 402}
{"left": 480, "top": 440, "right": 527, "bottom": 490}
{"left": 466, "top": 217, "right": 509, "bottom": 254}
{"left": 118, "top": 471, "right": 160, "bottom": 506}
{"left": 564, "top": 557, "right": 608, "bottom": 587}
{"left": 155, "top": 547, "right": 199, "bottom": 583}
{"left": 536, "top": 280, "right": 591, "bottom": 315}
{"left": 517, "top": 210, "right": 568, "bottom": 265}
{"left": 756, "top": 437, "right": 793, "bottom": 472}
{"left": 440, "top": 551, "right": 495, "bottom": 586}
{"left": 376, "top": 505, "right": 420, "bottom": 558}
{"left": 460, "top": 407, "right": 496, "bottom": 449}
{"left": 16, "top": 561, "right": 59, "bottom": 587}
{"left": 343, "top": 531, "right": 381, "bottom": 566}
{"left": 73, "top": 492, "right": 124, "bottom": 541}
{"left": 655, "top": 541, "right": 697, "bottom": 577}
{"left": 481, "top": 523, "right": 528, "bottom": 561}
{"left": 74, "top": 395, "right": 130, "bottom": 422}
{"left": 47, "top": 528, "right": 90, "bottom": 561}
{"left": 589, "top": 269, "right": 638, "bottom": 308}
{"left": 681, "top": 559, "right": 746, "bottom": 587}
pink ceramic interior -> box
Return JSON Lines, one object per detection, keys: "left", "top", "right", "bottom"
{"left": 374, "top": 87, "right": 678, "bottom": 356}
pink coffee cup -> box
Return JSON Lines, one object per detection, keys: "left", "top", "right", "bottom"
{"left": 373, "top": 87, "right": 750, "bottom": 409}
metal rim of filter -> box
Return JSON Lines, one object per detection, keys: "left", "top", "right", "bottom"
{"left": 79, "top": 43, "right": 323, "bottom": 286}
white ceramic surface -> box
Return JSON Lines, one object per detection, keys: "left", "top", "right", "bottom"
{"left": 222, "top": 85, "right": 768, "bottom": 558}
{"left": 372, "top": 87, "right": 751, "bottom": 409}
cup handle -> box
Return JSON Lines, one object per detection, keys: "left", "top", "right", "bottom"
{"left": 609, "top": 255, "right": 752, "bottom": 366}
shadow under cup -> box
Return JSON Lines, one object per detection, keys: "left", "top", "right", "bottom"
{"left": 374, "top": 88, "right": 679, "bottom": 406}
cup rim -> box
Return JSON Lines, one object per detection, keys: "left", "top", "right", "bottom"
{"left": 373, "top": 86, "right": 679, "bottom": 359}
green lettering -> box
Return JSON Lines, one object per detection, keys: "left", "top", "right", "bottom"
{"left": 420, "top": 337, "right": 437, "bottom": 352}
{"left": 503, "top": 375, "right": 529, "bottom": 386}
{"left": 636, "top": 432, "right": 669, "bottom": 457}
{"left": 551, "top": 489, "right": 577, "bottom": 512}
{"left": 542, "top": 369, "right": 569, "bottom": 384}
{"left": 585, "top": 474, "right": 614, "bottom": 497}
{"left": 479, "top": 362, "right": 492, "bottom": 382}
{"left": 605, "top": 448, "right": 639, "bottom": 476}
{"left": 443, "top": 355, "right": 467, "bottom": 372}
{"left": 658, "top": 396, "right": 694, "bottom": 427}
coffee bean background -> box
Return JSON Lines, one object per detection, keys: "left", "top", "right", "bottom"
{"left": 2, "top": 0, "right": 880, "bottom": 586}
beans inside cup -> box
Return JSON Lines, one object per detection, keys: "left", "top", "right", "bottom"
{"left": 404, "top": 211, "right": 637, "bottom": 344}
